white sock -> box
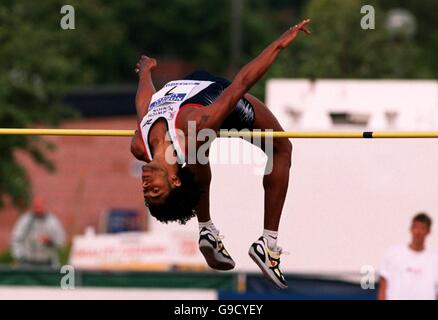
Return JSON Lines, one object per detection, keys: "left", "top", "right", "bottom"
{"left": 199, "top": 220, "right": 218, "bottom": 234}
{"left": 263, "top": 229, "right": 278, "bottom": 250}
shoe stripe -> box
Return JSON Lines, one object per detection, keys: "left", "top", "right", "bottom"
{"left": 268, "top": 259, "right": 286, "bottom": 283}
{"left": 199, "top": 229, "right": 235, "bottom": 267}
{"left": 252, "top": 243, "right": 266, "bottom": 263}
{"left": 218, "top": 246, "right": 231, "bottom": 259}
{"left": 199, "top": 233, "right": 217, "bottom": 249}
{"left": 250, "top": 238, "right": 287, "bottom": 287}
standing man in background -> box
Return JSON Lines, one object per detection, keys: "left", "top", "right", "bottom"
{"left": 10, "top": 196, "right": 66, "bottom": 268}
{"left": 378, "top": 213, "right": 438, "bottom": 300}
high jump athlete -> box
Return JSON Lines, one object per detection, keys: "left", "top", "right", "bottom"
{"left": 131, "top": 19, "right": 311, "bottom": 289}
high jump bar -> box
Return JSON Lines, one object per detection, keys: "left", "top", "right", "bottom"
{"left": 2, "top": 128, "right": 438, "bottom": 138}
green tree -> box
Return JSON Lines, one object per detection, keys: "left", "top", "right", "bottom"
{"left": 105, "top": 0, "right": 230, "bottom": 76}
{"left": 0, "top": 0, "right": 125, "bottom": 208}
{"left": 106, "top": 0, "right": 285, "bottom": 77}
{"left": 379, "top": 0, "right": 438, "bottom": 78}
{"left": 262, "top": 0, "right": 428, "bottom": 80}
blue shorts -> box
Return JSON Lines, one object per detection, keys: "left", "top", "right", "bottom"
{"left": 182, "top": 70, "right": 255, "bottom": 130}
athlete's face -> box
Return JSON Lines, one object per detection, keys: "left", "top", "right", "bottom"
{"left": 142, "top": 164, "right": 173, "bottom": 206}
{"left": 410, "top": 221, "right": 430, "bottom": 245}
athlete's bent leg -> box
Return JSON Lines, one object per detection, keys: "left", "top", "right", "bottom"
{"left": 244, "top": 93, "right": 292, "bottom": 289}
{"left": 244, "top": 94, "right": 292, "bottom": 233}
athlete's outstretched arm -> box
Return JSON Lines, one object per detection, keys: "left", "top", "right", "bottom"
{"left": 198, "top": 19, "right": 311, "bottom": 130}
{"left": 131, "top": 55, "right": 157, "bottom": 160}
{"left": 134, "top": 55, "right": 157, "bottom": 124}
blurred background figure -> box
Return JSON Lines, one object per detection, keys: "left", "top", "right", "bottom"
{"left": 378, "top": 213, "right": 438, "bottom": 300}
{"left": 10, "top": 196, "right": 66, "bottom": 268}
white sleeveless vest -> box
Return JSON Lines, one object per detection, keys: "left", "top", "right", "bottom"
{"left": 139, "top": 79, "right": 213, "bottom": 165}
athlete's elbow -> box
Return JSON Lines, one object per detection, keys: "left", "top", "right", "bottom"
{"left": 130, "top": 134, "right": 143, "bottom": 159}
{"left": 135, "top": 100, "right": 146, "bottom": 115}
{"left": 130, "top": 142, "right": 137, "bottom": 157}
{"left": 130, "top": 144, "right": 140, "bottom": 159}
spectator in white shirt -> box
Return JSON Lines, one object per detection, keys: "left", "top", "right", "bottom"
{"left": 10, "top": 196, "right": 66, "bottom": 268}
{"left": 378, "top": 213, "right": 438, "bottom": 300}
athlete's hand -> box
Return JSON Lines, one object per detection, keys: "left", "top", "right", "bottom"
{"left": 277, "top": 18, "right": 311, "bottom": 49}
{"left": 135, "top": 55, "right": 157, "bottom": 78}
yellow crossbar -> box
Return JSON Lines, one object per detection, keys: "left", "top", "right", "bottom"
{"left": 1, "top": 128, "right": 438, "bottom": 138}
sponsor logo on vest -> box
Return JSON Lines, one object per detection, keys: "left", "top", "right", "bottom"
{"left": 149, "top": 93, "right": 187, "bottom": 110}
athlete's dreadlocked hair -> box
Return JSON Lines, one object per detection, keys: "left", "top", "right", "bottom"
{"left": 146, "top": 166, "right": 202, "bottom": 224}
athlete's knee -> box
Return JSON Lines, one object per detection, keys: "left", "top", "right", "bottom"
{"left": 273, "top": 139, "right": 292, "bottom": 166}
{"left": 274, "top": 138, "right": 292, "bottom": 156}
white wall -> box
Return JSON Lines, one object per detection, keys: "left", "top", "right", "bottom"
{"left": 265, "top": 79, "right": 438, "bottom": 130}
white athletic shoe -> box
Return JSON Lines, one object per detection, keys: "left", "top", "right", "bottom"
{"left": 248, "top": 237, "right": 288, "bottom": 289}
{"left": 199, "top": 227, "right": 235, "bottom": 271}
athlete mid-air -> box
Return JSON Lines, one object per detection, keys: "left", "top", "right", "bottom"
{"left": 131, "top": 19, "right": 311, "bottom": 289}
